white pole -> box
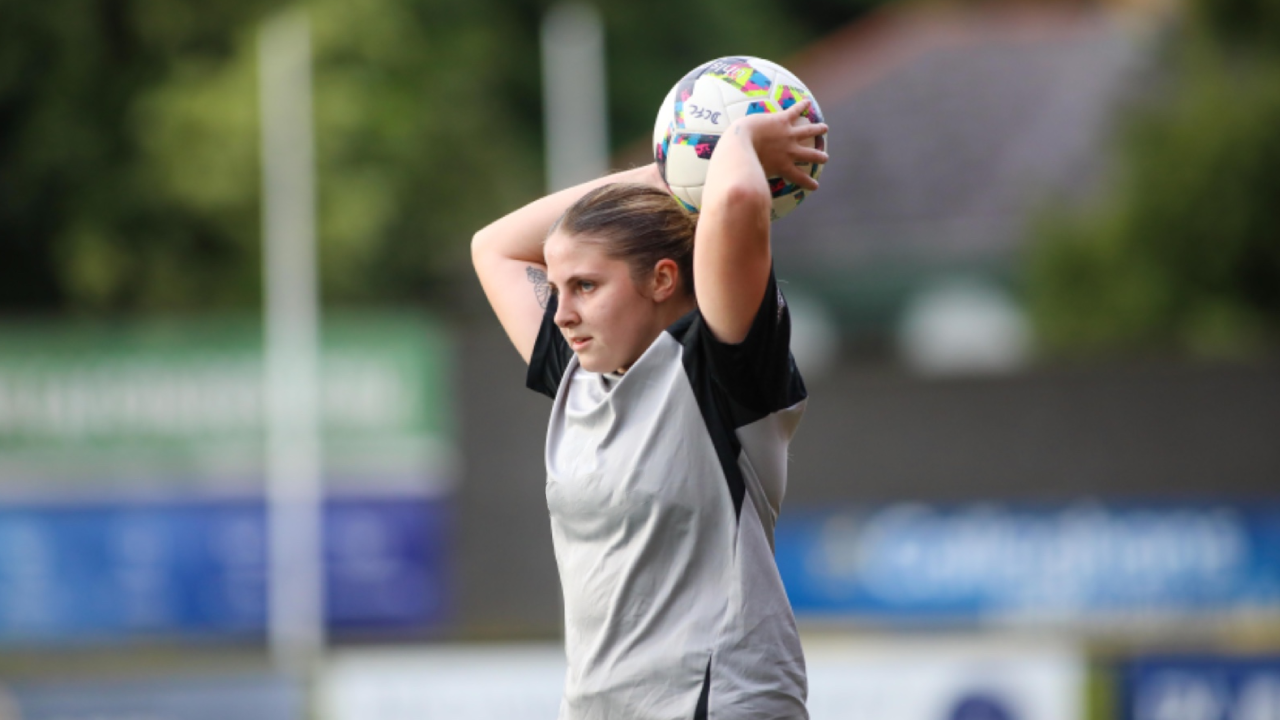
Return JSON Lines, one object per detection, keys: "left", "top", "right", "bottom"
{"left": 541, "top": 2, "right": 609, "bottom": 192}
{"left": 258, "top": 7, "right": 324, "bottom": 677}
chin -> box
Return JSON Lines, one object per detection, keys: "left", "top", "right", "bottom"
{"left": 576, "top": 347, "right": 625, "bottom": 374}
{"left": 577, "top": 355, "right": 611, "bottom": 373}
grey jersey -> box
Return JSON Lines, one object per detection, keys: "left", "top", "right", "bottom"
{"left": 527, "top": 270, "right": 809, "bottom": 720}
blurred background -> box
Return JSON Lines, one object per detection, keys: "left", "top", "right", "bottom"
{"left": 1, "top": 0, "right": 1279, "bottom": 716}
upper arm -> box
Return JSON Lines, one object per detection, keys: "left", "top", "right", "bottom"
{"left": 471, "top": 232, "right": 550, "bottom": 364}
{"left": 696, "top": 268, "right": 806, "bottom": 416}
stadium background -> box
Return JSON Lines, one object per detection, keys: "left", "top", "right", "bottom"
{"left": 1, "top": 0, "right": 1279, "bottom": 717}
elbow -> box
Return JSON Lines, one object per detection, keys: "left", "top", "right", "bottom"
{"left": 470, "top": 228, "right": 493, "bottom": 267}
{"left": 708, "top": 178, "right": 771, "bottom": 218}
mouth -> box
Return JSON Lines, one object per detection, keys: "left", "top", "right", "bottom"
{"left": 568, "top": 336, "right": 592, "bottom": 351}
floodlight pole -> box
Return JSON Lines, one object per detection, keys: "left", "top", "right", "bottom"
{"left": 541, "top": 2, "right": 609, "bottom": 192}
{"left": 258, "top": 8, "right": 325, "bottom": 678}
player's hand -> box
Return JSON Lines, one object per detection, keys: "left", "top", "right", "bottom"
{"left": 732, "top": 99, "right": 829, "bottom": 191}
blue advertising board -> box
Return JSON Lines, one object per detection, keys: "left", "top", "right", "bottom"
{"left": 774, "top": 503, "right": 1280, "bottom": 622}
{"left": 0, "top": 495, "right": 450, "bottom": 642}
{"left": 1124, "top": 655, "right": 1280, "bottom": 720}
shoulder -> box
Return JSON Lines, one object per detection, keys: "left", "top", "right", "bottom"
{"left": 666, "top": 281, "right": 808, "bottom": 424}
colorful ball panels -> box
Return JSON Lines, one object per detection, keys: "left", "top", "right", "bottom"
{"left": 653, "top": 56, "right": 826, "bottom": 221}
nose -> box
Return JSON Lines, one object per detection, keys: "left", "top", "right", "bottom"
{"left": 554, "top": 295, "right": 578, "bottom": 328}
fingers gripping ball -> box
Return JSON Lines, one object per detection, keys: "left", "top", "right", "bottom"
{"left": 653, "top": 56, "right": 827, "bottom": 221}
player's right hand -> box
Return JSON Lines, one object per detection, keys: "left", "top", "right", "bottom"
{"left": 732, "top": 99, "right": 828, "bottom": 191}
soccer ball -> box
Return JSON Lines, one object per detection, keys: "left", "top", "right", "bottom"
{"left": 652, "top": 56, "right": 826, "bottom": 221}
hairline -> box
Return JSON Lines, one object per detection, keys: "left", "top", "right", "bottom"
{"left": 545, "top": 228, "right": 693, "bottom": 297}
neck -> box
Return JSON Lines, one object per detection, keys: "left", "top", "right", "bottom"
{"left": 658, "top": 295, "right": 698, "bottom": 327}
{"left": 616, "top": 295, "right": 699, "bottom": 375}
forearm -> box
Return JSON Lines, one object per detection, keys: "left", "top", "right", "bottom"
{"left": 471, "top": 163, "right": 664, "bottom": 363}
{"left": 471, "top": 163, "right": 663, "bottom": 265}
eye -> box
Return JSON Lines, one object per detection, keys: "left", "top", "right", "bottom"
{"left": 579, "top": 281, "right": 596, "bottom": 293}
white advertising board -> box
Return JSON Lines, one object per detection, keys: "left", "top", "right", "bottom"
{"left": 320, "top": 637, "right": 1084, "bottom": 720}
{"left": 805, "top": 637, "right": 1084, "bottom": 720}
{"left": 321, "top": 645, "right": 566, "bottom": 720}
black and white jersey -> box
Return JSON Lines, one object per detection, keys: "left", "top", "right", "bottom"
{"left": 527, "top": 269, "right": 809, "bottom": 720}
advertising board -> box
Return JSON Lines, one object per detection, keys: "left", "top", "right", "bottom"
{"left": 805, "top": 639, "right": 1084, "bottom": 720}
{"left": 0, "top": 312, "right": 453, "bottom": 487}
{"left": 319, "top": 639, "right": 1083, "bottom": 720}
{"left": 321, "top": 645, "right": 566, "bottom": 720}
{"left": 775, "top": 503, "right": 1280, "bottom": 624}
{"left": 0, "top": 313, "right": 454, "bottom": 643}
{"left": 1124, "top": 654, "right": 1280, "bottom": 720}
{"left": 0, "top": 495, "right": 448, "bottom": 641}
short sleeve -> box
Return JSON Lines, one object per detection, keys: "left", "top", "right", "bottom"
{"left": 697, "top": 268, "right": 807, "bottom": 416}
{"left": 525, "top": 294, "right": 574, "bottom": 399}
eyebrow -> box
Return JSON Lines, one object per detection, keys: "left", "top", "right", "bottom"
{"left": 547, "top": 273, "right": 600, "bottom": 291}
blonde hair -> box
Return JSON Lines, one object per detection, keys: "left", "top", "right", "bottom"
{"left": 551, "top": 183, "right": 696, "bottom": 297}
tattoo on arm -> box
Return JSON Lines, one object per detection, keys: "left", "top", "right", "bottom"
{"left": 527, "top": 266, "right": 550, "bottom": 309}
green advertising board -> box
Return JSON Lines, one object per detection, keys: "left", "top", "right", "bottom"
{"left": 0, "top": 312, "right": 453, "bottom": 493}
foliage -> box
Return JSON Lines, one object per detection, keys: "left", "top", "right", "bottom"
{"left": 1194, "top": 0, "right": 1280, "bottom": 52}
{"left": 0, "top": 0, "right": 882, "bottom": 315}
{"left": 0, "top": 0, "right": 271, "bottom": 311}
{"left": 1027, "top": 4, "right": 1280, "bottom": 358}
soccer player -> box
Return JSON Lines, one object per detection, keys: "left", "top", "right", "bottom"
{"left": 472, "top": 99, "right": 827, "bottom": 720}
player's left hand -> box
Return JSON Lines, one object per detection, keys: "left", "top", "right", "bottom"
{"left": 732, "top": 99, "right": 829, "bottom": 191}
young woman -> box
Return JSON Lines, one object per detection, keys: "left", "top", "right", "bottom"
{"left": 472, "top": 99, "right": 828, "bottom": 720}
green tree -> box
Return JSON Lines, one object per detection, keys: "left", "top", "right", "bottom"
{"left": 123, "top": 0, "right": 548, "bottom": 310}
{"left": 1, "top": 0, "right": 882, "bottom": 316}
{"left": 3, "top": 0, "right": 546, "bottom": 312}
{"left": 1027, "top": 2, "right": 1280, "bottom": 358}
{"left": 0, "top": 0, "right": 273, "bottom": 311}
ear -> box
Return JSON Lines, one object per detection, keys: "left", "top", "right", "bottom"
{"left": 650, "top": 258, "right": 681, "bottom": 303}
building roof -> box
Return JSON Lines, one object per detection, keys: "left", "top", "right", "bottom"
{"left": 771, "top": 3, "right": 1155, "bottom": 272}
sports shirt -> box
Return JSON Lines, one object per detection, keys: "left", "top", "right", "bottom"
{"left": 526, "top": 269, "right": 809, "bottom": 720}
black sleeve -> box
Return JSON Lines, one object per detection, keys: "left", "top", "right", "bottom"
{"left": 525, "top": 294, "right": 573, "bottom": 399}
{"left": 697, "top": 268, "right": 807, "bottom": 417}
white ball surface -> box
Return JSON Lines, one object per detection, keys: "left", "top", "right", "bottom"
{"left": 652, "top": 56, "right": 827, "bottom": 221}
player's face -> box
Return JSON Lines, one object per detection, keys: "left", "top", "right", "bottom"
{"left": 544, "top": 231, "right": 664, "bottom": 374}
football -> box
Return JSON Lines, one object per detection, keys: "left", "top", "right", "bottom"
{"left": 653, "top": 56, "right": 826, "bottom": 220}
